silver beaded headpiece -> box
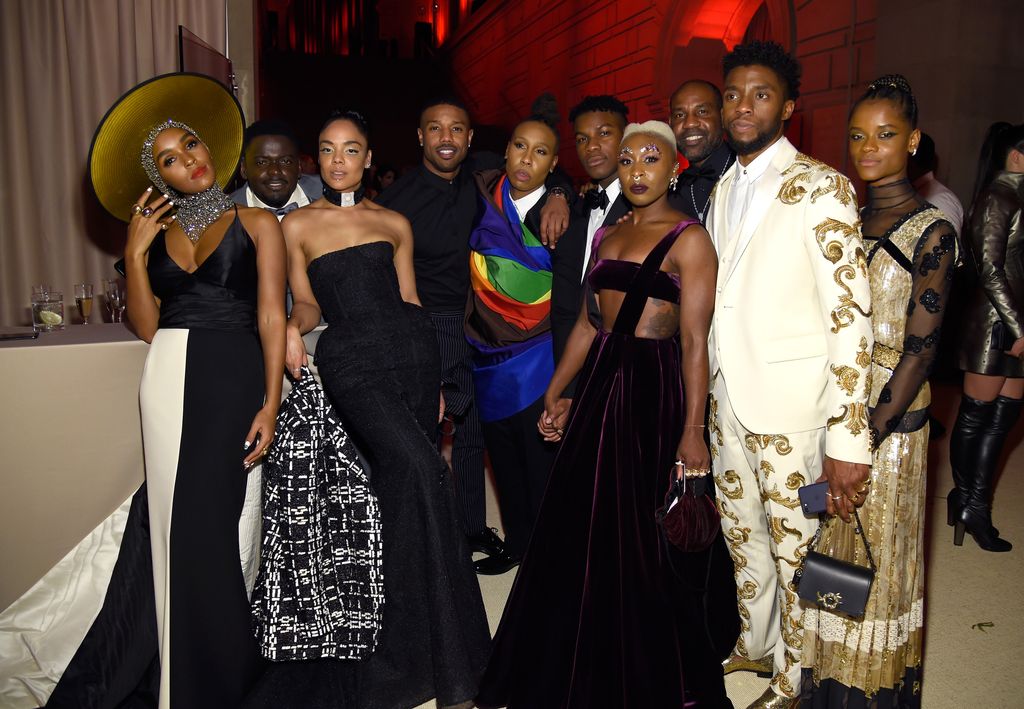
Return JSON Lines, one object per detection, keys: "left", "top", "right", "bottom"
{"left": 140, "top": 119, "right": 234, "bottom": 243}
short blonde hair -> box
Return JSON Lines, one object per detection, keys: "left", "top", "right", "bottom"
{"left": 621, "top": 120, "right": 676, "bottom": 154}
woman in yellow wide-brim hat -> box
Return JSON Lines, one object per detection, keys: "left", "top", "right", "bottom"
{"left": 88, "top": 72, "right": 285, "bottom": 708}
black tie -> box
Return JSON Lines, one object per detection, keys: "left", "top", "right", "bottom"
{"left": 273, "top": 202, "right": 299, "bottom": 217}
{"left": 679, "top": 160, "right": 720, "bottom": 187}
{"left": 584, "top": 189, "right": 609, "bottom": 212}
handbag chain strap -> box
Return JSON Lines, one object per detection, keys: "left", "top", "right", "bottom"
{"left": 805, "top": 508, "right": 876, "bottom": 572}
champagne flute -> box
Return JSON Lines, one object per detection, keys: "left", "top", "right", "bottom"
{"left": 74, "top": 283, "right": 94, "bottom": 324}
{"left": 104, "top": 279, "right": 126, "bottom": 323}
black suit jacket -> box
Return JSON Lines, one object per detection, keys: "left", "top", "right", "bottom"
{"left": 550, "top": 192, "right": 630, "bottom": 393}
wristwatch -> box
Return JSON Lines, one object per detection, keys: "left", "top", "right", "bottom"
{"left": 547, "top": 186, "right": 569, "bottom": 200}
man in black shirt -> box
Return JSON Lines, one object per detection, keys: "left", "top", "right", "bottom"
{"left": 668, "top": 80, "right": 736, "bottom": 224}
{"left": 376, "top": 97, "right": 569, "bottom": 566}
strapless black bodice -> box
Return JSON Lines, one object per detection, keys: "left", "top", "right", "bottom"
{"left": 307, "top": 241, "right": 438, "bottom": 386}
{"left": 147, "top": 208, "right": 258, "bottom": 330}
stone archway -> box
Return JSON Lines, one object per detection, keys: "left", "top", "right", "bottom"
{"left": 652, "top": 0, "right": 795, "bottom": 111}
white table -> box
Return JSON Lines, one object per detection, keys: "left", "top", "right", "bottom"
{"left": 0, "top": 324, "right": 148, "bottom": 610}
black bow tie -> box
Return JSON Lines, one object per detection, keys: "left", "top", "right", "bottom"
{"left": 272, "top": 202, "right": 299, "bottom": 217}
{"left": 584, "top": 189, "right": 609, "bottom": 212}
{"left": 680, "top": 160, "right": 722, "bottom": 184}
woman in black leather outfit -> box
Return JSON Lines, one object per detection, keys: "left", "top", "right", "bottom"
{"left": 279, "top": 110, "right": 490, "bottom": 709}
{"left": 950, "top": 122, "right": 1024, "bottom": 552}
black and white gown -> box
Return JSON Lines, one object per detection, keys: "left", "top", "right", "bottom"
{"left": 138, "top": 209, "right": 266, "bottom": 707}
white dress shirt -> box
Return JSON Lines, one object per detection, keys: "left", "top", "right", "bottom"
{"left": 582, "top": 179, "right": 622, "bottom": 282}
{"left": 724, "top": 137, "right": 785, "bottom": 248}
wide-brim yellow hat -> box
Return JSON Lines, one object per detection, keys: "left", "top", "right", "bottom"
{"left": 88, "top": 72, "right": 243, "bottom": 222}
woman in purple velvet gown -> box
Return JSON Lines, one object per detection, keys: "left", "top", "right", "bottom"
{"left": 476, "top": 121, "right": 735, "bottom": 709}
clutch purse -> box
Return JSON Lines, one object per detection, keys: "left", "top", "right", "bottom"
{"left": 655, "top": 469, "right": 719, "bottom": 553}
{"left": 794, "top": 508, "right": 875, "bottom": 618}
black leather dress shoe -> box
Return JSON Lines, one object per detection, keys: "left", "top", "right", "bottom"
{"left": 466, "top": 527, "right": 505, "bottom": 557}
{"left": 473, "top": 551, "right": 521, "bottom": 575}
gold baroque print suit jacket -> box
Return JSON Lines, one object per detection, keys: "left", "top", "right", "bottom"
{"left": 706, "top": 137, "right": 873, "bottom": 465}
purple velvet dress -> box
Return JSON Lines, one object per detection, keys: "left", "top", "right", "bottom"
{"left": 476, "top": 221, "right": 737, "bottom": 709}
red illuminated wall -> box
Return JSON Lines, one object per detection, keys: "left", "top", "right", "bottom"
{"left": 445, "top": 0, "right": 877, "bottom": 181}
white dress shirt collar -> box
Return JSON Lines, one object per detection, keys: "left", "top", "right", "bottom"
{"left": 734, "top": 136, "right": 785, "bottom": 184}
{"left": 511, "top": 184, "right": 546, "bottom": 222}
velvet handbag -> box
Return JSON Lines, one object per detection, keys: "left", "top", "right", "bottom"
{"left": 794, "top": 508, "right": 875, "bottom": 618}
{"left": 655, "top": 470, "right": 719, "bottom": 553}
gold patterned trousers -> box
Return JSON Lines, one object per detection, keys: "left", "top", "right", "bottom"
{"left": 710, "top": 374, "right": 821, "bottom": 699}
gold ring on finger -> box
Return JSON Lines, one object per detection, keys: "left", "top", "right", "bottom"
{"left": 131, "top": 204, "right": 143, "bottom": 215}
{"left": 160, "top": 222, "right": 169, "bottom": 230}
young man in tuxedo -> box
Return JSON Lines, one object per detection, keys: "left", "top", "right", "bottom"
{"left": 706, "top": 41, "right": 873, "bottom": 709}
{"left": 550, "top": 95, "right": 631, "bottom": 368}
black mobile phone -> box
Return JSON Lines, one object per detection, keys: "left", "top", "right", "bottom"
{"left": 798, "top": 481, "right": 829, "bottom": 516}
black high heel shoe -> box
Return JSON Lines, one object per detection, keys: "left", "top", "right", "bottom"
{"left": 954, "top": 508, "right": 1012, "bottom": 551}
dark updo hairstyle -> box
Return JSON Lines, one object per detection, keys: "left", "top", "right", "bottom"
{"left": 852, "top": 74, "right": 918, "bottom": 128}
{"left": 320, "top": 109, "right": 370, "bottom": 141}
{"left": 970, "top": 121, "right": 1024, "bottom": 207}
{"left": 522, "top": 92, "right": 561, "bottom": 150}
{"left": 723, "top": 40, "right": 801, "bottom": 101}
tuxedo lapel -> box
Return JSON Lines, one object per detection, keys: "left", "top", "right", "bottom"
{"left": 602, "top": 194, "right": 630, "bottom": 227}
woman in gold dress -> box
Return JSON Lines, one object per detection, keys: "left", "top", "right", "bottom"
{"left": 801, "top": 75, "right": 957, "bottom": 707}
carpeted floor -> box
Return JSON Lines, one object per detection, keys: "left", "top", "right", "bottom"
{"left": 419, "top": 380, "right": 1023, "bottom": 708}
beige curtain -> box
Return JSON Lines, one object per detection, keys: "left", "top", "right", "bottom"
{"left": 0, "top": 0, "right": 226, "bottom": 326}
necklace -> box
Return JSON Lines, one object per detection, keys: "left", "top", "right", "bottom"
{"left": 173, "top": 187, "right": 234, "bottom": 243}
{"left": 689, "top": 156, "right": 732, "bottom": 222}
{"left": 322, "top": 181, "right": 366, "bottom": 207}
{"left": 864, "top": 178, "right": 917, "bottom": 217}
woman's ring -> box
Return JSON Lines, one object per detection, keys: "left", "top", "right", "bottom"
{"left": 131, "top": 204, "right": 143, "bottom": 215}
{"left": 160, "top": 222, "right": 169, "bottom": 231}
{"left": 142, "top": 207, "right": 154, "bottom": 217}
{"left": 831, "top": 494, "right": 843, "bottom": 501}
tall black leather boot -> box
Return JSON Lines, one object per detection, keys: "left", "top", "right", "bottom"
{"left": 947, "top": 395, "right": 995, "bottom": 528}
{"left": 954, "top": 395, "right": 1021, "bottom": 552}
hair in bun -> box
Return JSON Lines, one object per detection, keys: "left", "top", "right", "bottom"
{"left": 856, "top": 73, "right": 918, "bottom": 127}
{"left": 521, "top": 92, "right": 561, "bottom": 149}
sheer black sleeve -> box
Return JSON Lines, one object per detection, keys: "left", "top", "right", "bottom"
{"left": 870, "top": 220, "right": 957, "bottom": 448}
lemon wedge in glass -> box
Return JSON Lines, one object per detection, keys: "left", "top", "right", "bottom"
{"left": 39, "top": 310, "right": 63, "bottom": 326}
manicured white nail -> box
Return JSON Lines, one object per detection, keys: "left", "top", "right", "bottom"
{"left": 244, "top": 441, "right": 250, "bottom": 449}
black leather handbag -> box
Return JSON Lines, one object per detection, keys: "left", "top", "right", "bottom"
{"left": 794, "top": 508, "right": 875, "bottom": 618}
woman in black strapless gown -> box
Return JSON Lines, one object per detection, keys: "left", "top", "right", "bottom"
{"left": 476, "top": 122, "right": 735, "bottom": 708}
{"left": 275, "top": 111, "right": 490, "bottom": 709}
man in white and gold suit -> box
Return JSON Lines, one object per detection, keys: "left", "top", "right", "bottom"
{"left": 705, "top": 41, "right": 873, "bottom": 709}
